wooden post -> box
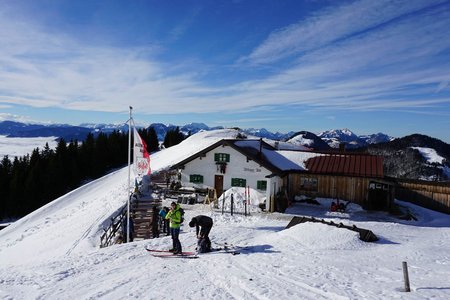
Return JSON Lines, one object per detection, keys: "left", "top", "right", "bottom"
{"left": 402, "top": 261, "right": 411, "bottom": 292}
{"left": 231, "top": 194, "right": 234, "bottom": 216}
{"left": 244, "top": 197, "right": 247, "bottom": 216}
{"left": 244, "top": 186, "right": 248, "bottom": 216}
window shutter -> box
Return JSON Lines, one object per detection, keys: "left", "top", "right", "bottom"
{"left": 215, "top": 153, "right": 230, "bottom": 162}
{"left": 231, "top": 178, "right": 246, "bottom": 187}
{"left": 190, "top": 174, "right": 204, "bottom": 183}
{"left": 257, "top": 180, "right": 267, "bottom": 190}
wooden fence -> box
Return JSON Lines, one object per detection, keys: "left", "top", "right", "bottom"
{"left": 394, "top": 179, "right": 450, "bottom": 214}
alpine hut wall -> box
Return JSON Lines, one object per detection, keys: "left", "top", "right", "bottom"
{"left": 286, "top": 153, "right": 393, "bottom": 210}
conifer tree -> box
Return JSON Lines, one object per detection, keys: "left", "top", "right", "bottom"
{"left": 0, "top": 156, "right": 12, "bottom": 218}
{"left": 163, "top": 127, "right": 185, "bottom": 148}
{"left": 147, "top": 126, "right": 159, "bottom": 152}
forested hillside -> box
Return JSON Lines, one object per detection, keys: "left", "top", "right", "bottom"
{"left": 366, "top": 134, "right": 450, "bottom": 180}
{"left": 0, "top": 127, "right": 165, "bottom": 220}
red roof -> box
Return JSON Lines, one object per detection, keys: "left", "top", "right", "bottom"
{"left": 305, "top": 154, "right": 384, "bottom": 178}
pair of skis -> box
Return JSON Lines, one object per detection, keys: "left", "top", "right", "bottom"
{"left": 145, "top": 248, "right": 199, "bottom": 259}
{"left": 145, "top": 242, "right": 244, "bottom": 258}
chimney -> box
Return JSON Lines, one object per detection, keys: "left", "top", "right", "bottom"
{"left": 259, "top": 138, "right": 263, "bottom": 158}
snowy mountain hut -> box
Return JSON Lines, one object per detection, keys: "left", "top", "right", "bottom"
{"left": 170, "top": 138, "right": 302, "bottom": 210}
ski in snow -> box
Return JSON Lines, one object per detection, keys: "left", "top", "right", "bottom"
{"left": 145, "top": 248, "right": 197, "bottom": 255}
{"left": 145, "top": 247, "right": 198, "bottom": 258}
{"left": 210, "top": 248, "right": 240, "bottom": 255}
{"left": 151, "top": 253, "right": 199, "bottom": 259}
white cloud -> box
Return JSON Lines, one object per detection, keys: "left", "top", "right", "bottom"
{"left": 0, "top": 113, "right": 39, "bottom": 123}
{"left": 243, "top": 0, "right": 448, "bottom": 65}
{"left": 0, "top": 1, "right": 449, "bottom": 118}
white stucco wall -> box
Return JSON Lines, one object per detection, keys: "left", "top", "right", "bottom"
{"left": 177, "top": 144, "right": 282, "bottom": 200}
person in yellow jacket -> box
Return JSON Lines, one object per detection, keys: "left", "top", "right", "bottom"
{"left": 165, "top": 201, "right": 183, "bottom": 254}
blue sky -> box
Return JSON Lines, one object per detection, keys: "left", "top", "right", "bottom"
{"left": 1, "top": 0, "right": 450, "bottom": 142}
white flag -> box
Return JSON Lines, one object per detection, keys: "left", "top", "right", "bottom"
{"left": 133, "top": 128, "right": 151, "bottom": 176}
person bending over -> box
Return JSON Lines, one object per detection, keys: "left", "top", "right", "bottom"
{"left": 189, "top": 215, "right": 213, "bottom": 252}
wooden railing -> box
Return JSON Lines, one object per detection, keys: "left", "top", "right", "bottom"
{"left": 100, "top": 201, "right": 129, "bottom": 248}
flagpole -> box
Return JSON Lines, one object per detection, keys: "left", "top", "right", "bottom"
{"left": 127, "top": 106, "right": 133, "bottom": 243}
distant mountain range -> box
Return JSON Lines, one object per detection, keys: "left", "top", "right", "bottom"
{"left": 317, "top": 128, "right": 394, "bottom": 149}
{"left": 0, "top": 121, "right": 392, "bottom": 149}
{"left": 1, "top": 120, "right": 448, "bottom": 181}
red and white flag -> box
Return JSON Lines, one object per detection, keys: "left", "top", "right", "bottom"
{"left": 133, "top": 128, "right": 151, "bottom": 176}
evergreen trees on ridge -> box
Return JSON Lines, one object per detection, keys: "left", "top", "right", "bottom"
{"left": 0, "top": 128, "right": 162, "bottom": 221}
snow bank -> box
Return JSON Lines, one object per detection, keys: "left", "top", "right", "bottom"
{"left": 278, "top": 222, "right": 368, "bottom": 250}
{"left": 217, "top": 187, "right": 265, "bottom": 213}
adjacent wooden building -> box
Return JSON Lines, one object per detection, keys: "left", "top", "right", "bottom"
{"left": 284, "top": 152, "right": 394, "bottom": 211}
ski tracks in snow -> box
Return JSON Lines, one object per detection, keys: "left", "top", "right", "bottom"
{"left": 188, "top": 253, "right": 348, "bottom": 300}
{"left": 64, "top": 179, "right": 127, "bottom": 256}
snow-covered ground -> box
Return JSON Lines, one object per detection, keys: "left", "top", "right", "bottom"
{"left": 1, "top": 130, "right": 450, "bottom": 299}
{"left": 0, "top": 135, "right": 58, "bottom": 159}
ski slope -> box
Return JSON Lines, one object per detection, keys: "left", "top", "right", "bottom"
{"left": 1, "top": 130, "right": 450, "bottom": 299}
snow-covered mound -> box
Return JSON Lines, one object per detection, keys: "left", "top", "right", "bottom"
{"left": 217, "top": 187, "right": 265, "bottom": 213}
{"left": 268, "top": 222, "right": 368, "bottom": 251}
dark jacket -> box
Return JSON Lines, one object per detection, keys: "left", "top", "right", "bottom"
{"left": 191, "top": 215, "right": 213, "bottom": 235}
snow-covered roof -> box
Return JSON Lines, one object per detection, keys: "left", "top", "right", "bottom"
{"left": 232, "top": 140, "right": 303, "bottom": 172}
{"left": 159, "top": 130, "right": 385, "bottom": 178}
{"left": 277, "top": 150, "right": 325, "bottom": 169}
{"left": 150, "top": 129, "right": 243, "bottom": 173}
{"left": 171, "top": 138, "right": 304, "bottom": 175}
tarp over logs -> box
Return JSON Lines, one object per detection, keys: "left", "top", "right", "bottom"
{"left": 286, "top": 216, "right": 379, "bottom": 242}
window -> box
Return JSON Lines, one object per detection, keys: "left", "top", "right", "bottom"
{"left": 257, "top": 180, "right": 267, "bottom": 191}
{"left": 231, "top": 178, "right": 246, "bottom": 187}
{"left": 214, "top": 153, "right": 230, "bottom": 162}
{"left": 369, "top": 181, "right": 388, "bottom": 191}
{"left": 300, "top": 177, "right": 318, "bottom": 192}
{"left": 189, "top": 174, "right": 204, "bottom": 184}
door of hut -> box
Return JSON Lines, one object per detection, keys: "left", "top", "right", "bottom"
{"left": 367, "top": 181, "right": 390, "bottom": 210}
{"left": 214, "top": 175, "right": 224, "bottom": 198}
